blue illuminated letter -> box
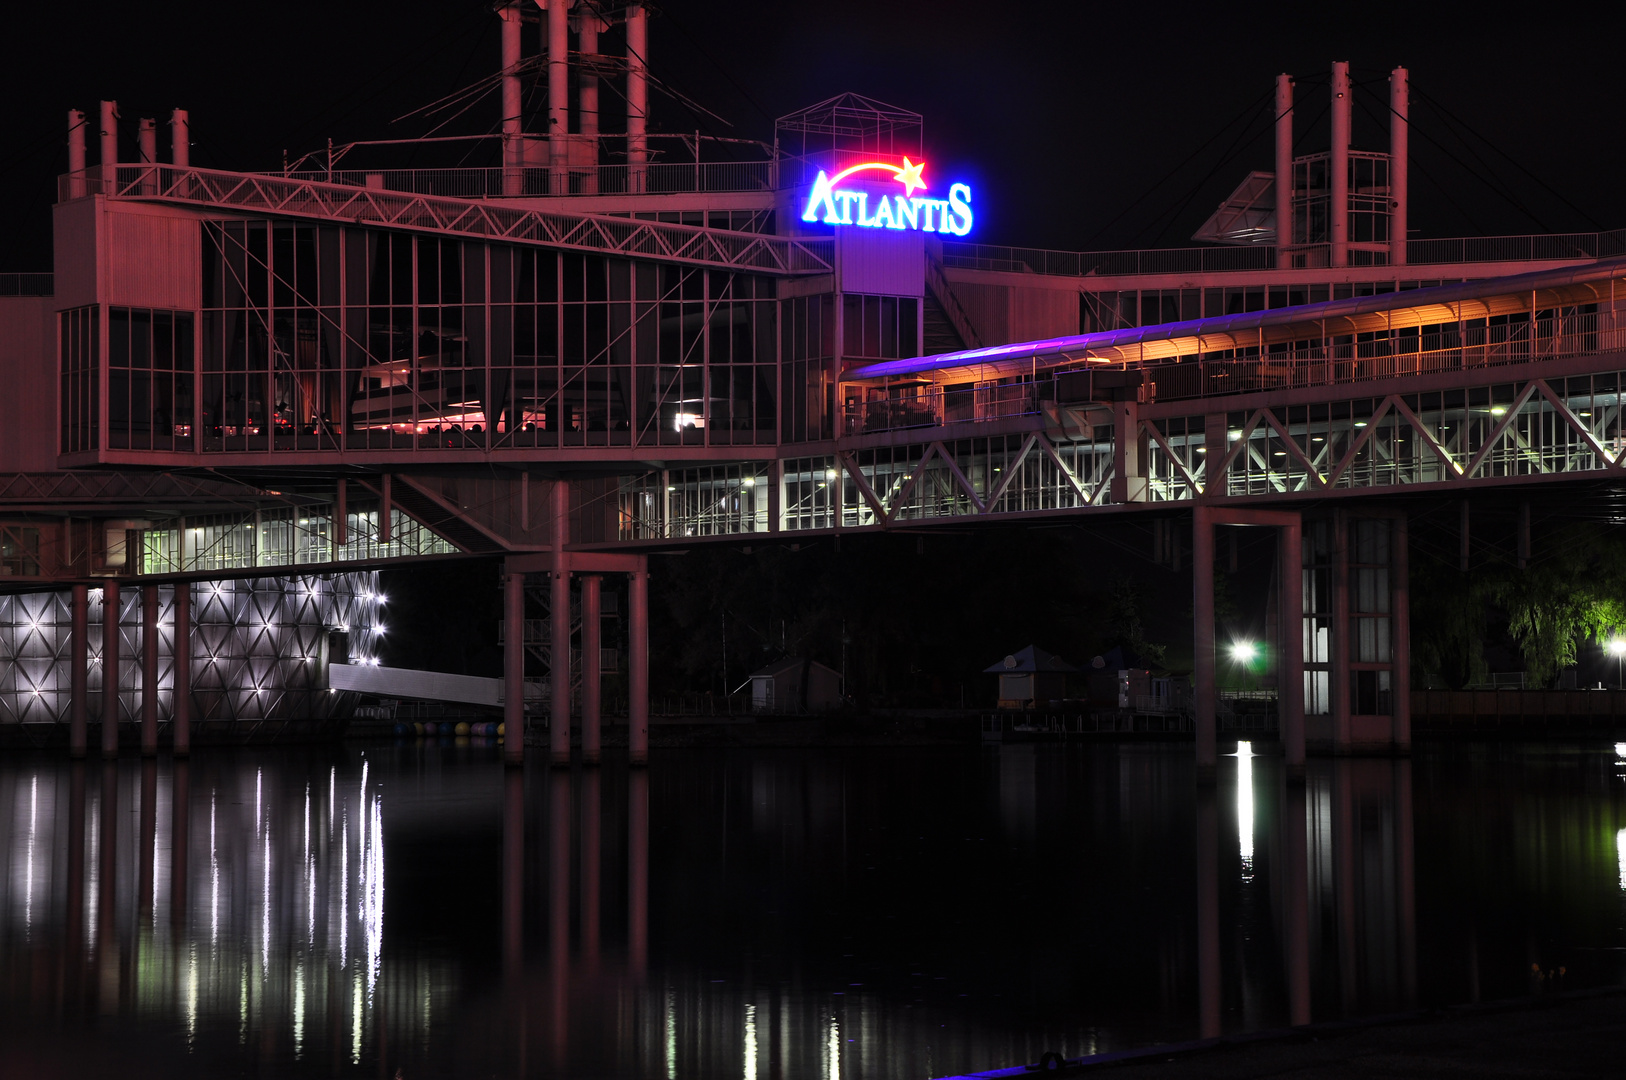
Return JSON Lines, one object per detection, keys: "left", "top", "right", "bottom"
{"left": 893, "top": 196, "right": 918, "bottom": 230}
{"left": 947, "top": 183, "right": 973, "bottom": 236}
{"left": 802, "top": 170, "right": 839, "bottom": 224}
{"left": 873, "top": 195, "right": 897, "bottom": 229}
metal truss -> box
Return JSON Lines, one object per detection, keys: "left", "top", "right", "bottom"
{"left": 82, "top": 165, "right": 834, "bottom": 276}
{"left": 0, "top": 470, "right": 277, "bottom": 509}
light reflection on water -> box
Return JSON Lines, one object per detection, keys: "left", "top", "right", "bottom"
{"left": 0, "top": 742, "right": 1623, "bottom": 1077}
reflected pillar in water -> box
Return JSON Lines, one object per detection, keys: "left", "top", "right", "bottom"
{"left": 551, "top": 480, "right": 572, "bottom": 767}
{"left": 71, "top": 584, "right": 88, "bottom": 759}
{"left": 581, "top": 575, "right": 602, "bottom": 765}
{"left": 549, "top": 768, "right": 570, "bottom": 1062}
{"left": 101, "top": 579, "right": 121, "bottom": 758}
{"left": 629, "top": 559, "right": 649, "bottom": 766}
{"left": 629, "top": 767, "right": 648, "bottom": 974}
{"left": 173, "top": 582, "right": 190, "bottom": 756}
{"left": 1193, "top": 506, "right": 1217, "bottom": 778}
{"left": 1279, "top": 516, "right": 1305, "bottom": 776}
{"left": 141, "top": 585, "right": 159, "bottom": 757}
{"left": 1332, "top": 511, "right": 1351, "bottom": 752}
{"left": 1393, "top": 516, "right": 1411, "bottom": 753}
{"left": 503, "top": 563, "right": 526, "bottom": 765}
{"left": 171, "top": 760, "right": 189, "bottom": 928}
{"left": 582, "top": 768, "right": 601, "bottom": 969}
{"left": 1196, "top": 784, "right": 1220, "bottom": 1038}
{"left": 139, "top": 759, "right": 157, "bottom": 922}
{"left": 97, "top": 761, "right": 119, "bottom": 1013}
{"left": 64, "top": 761, "right": 87, "bottom": 1006}
{"left": 1396, "top": 759, "right": 1417, "bottom": 1004}
{"left": 1283, "top": 779, "right": 1311, "bottom": 1025}
{"left": 501, "top": 765, "right": 528, "bottom": 1072}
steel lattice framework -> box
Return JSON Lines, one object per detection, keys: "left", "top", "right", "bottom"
{"left": 75, "top": 165, "right": 834, "bottom": 275}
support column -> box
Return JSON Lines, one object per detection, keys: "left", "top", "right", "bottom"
{"left": 141, "top": 585, "right": 159, "bottom": 756}
{"left": 1193, "top": 506, "right": 1217, "bottom": 779}
{"left": 1274, "top": 73, "right": 1294, "bottom": 261}
{"left": 1330, "top": 62, "right": 1350, "bottom": 267}
{"left": 101, "top": 581, "right": 121, "bottom": 758}
{"left": 550, "top": 483, "right": 572, "bottom": 766}
{"left": 1281, "top": 516, "right": 1305, "bottom": 776}
{"left": 504, "top": 564, "right": 526, "bottom": 765}
{"left": 379, "top": 474, "right": 393, "bottom": 544}
{"left": 71, "top": 584, "right": 88, "bottom": 758}
{"left": 335, "top": 478, "right": 348, "bottom": 548}
{"left": 580, "top": 574, "right": 602, "bottom": 765}
{"left": 173, "top": 583, "right": 190, "bottom": 755}
{"left": 629, "top": 557, "right": 649, "bottom": 765}
{"left": 1389, "top": 67, "right": 1409, "bottom": 266}
{"left": 1332, "top": 510, "right": 1352, "bottom": 753}
{"left": 1393, "top": 514, "right": 1411, "bottom": 752}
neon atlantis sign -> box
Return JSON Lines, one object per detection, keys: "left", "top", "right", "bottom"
{"left": 800, "top": 157, "right": 973, "bottom": 235}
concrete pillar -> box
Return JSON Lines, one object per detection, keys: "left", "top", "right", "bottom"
{"left": 1284, "top": 779, "right": 1311, "bottom": 1025}
{"left": 173, "top": 583, "right": 190, "bottom": 755}
{"left": 1330, "top": 62, "right": 1350, "bottom": 267}
{"left": 625, "top": 2, "right": 648, "bottom": 192}
{"left": 1111, "top": 398, "right": 1145, "bottom": 503}
{"left": 580, "top": 574, "right": 602, "bottom": 765}
{"left": 170, "top": 108, "right": 189, "bottom": 167}
{"left": 504, "top": 565, "right": 526, "bottom": 765}
{"left": 1332, "top": 510, "right": 1352, "bottom": 753}
{"left": 550, "top": 482, "right": 572, "bottom": 766}
{"left": 380, "top": 474, "right": 393, "bottom": 544}
{"left": 546, "top": 0, "right": 570, "bottom": 190}
{"left": 628, "top": 766, "right": 649, "bottom": 975}
{"left": 1193, "top": 506, "right": 1217, "bottom": 778}
{"left": 68, "top": 110, "right": 87, "bottom": 197}
{"left": 98, "top": 100, "right": 118, "bottom": 182}
{"left": 170, "top": 759, "right": 189, "bottom": 926}
{"left": 500, "top": 3, "right": 524, "bottom": 196}
{"left": 1196, "top": 785, "right": 1220, "bottom": 1038}
{"left": 141, "top": 585, "right": 159, "bottom": 756}
{"left": 335, "top": 478, "right": 347, "bottom": 548}
{"left": 71, "top": 584, "right": 88, "bottom": 758}
{"left": 1389, "top": 68, "right": 1409, "bottom": 265}
{"left": 1393, "top": 514, "right": 1411, "bottom": 752}
{"left": 629, "top": 558, "right": 649, "bottom": 765}
{"left": 101, "top": 581, "right": 121, "bottom": 758}
{"left": 1274, "top": 73, "right": 1294, "bottom": 260}
{"left": 1281, "top": 516, "right": 1305, "bottom": 775}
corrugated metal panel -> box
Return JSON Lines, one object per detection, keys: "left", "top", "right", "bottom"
{"left": 0, "top": 297, "right": 56, "bottom": 471}
{"left": 838, "top": 228, "right": 924, "bottom": 296}
{"left": 107, "top": 205, "right": 200, "bottom": 310}
{"left": 50, "top": 197, "right": 100, "bottom": 309}
{"left": 1009, "top": 286, "right": 1078, "bottom": 343}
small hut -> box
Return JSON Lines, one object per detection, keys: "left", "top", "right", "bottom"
{"left": 985, "top": 646, "right": 1077, "bottom": 709}
{"left": 748, "top": 657, "right": 842, "bottom": 713}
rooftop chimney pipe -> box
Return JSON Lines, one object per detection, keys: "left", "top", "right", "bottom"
{"left": 625, "top": 2, "right": 648, "bottom": 192}
{"left": 99, "top": 100, "right": 119, "bottom": 184}
{"left": 1329, "top": 62, "right": 1350, "bottom": 267}
{"left": 546, "top": 0, "right": 570, "bottom": 187}
{"left": 1390, "top": 67, "right": 1409, "bottom": 266}
{"left": 1274, "top": 74, "right": 1294, "bottom": 260}
{"left": 170, "top": 108, "right": 189, "bottom": 167}
{"left": 500, "top": 2, "right": 523, "bottom": 196}
{"left": 68, "top": 109, "right": 86, "bottom": 197}
{"left": 137, "top": 117, "right": 157, "bottom": 194}
{"left": 578, "top": 9, "right": 600, "bottom": 140}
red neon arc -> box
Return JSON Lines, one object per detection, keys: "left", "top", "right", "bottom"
{"left": 828, "top": 157, "right": 927, "bottom": 197}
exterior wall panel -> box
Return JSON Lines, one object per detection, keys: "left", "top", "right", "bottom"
{"left": 107, "top": 206, "right": 200, "bottom": 310}
{"left": 838, "top": 227, "right": 924, "bottom": 296}
{"left": 0, "top": 297, "right": 56, "bottom": 470}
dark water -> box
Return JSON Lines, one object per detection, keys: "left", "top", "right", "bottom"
{"left": 2, "top": 739, "right": 1625, "bottom": 1078}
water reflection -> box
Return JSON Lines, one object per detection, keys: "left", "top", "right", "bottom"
{"left": 0, "top": 743, "right": 1623, "bottom": 1076}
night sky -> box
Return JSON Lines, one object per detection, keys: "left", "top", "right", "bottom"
{"left": 3, "top": 1, "right": 1623, "bottom": 272}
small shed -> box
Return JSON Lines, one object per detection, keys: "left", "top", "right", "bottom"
{"left": 748, "top": 657, "right": 842, "bottom": 713}
{"left": 985, "top": 646, "right": 1077, "bottom": 709}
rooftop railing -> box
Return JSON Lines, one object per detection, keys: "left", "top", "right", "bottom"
{"left": 941, "top": 229, "right": 1626, "bottom": 278}
{"left": 277, "top": 160, "right": 777, "bottom": 199}
{"left": 0, "top": 273, "right": 53, "bottom": 297}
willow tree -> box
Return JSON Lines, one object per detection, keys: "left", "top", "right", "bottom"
{"left": 1485, "top": 523, "right": 1626, "bottom": 687}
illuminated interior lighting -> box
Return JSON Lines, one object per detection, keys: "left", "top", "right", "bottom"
{"left": 825, "top": 469, "right": 838, "bottom": 480}
{"left": 1355, "top": 421, "right": 1368, "bottom": 428}
{"left": 1490, "top": 406, "right": 1508, "bottom": 416}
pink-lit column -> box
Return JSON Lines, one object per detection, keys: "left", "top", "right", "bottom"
{"left": 546, "top": 0, "right": 570, "bottom": 192}
{"left": 1330, "top": 62, "right": 1350, "bottom": 268}
{"left": 504, "top": 564, "right": 526, "bottom": 765}
{"left": 102, "top": 580, "right": 121, "bottom": 758}
{"left": 550, "top": 481, "right": 572, "bottom": 766}
{"left": 629, "top": 557, "right": 649, "bottom": 765}
{"left": 173, "top": 582, "right": 190, "bottom": 756}
{"left": 141, "top": 584, "right": 159, "bottom": 756}
{"left": 500, "top": 2, "right": 524, "bottom": 196}
{"left": 98, "top": 100, "right": 118, "bottom": 188}
{"left": 68, "top": 110, "right": 87, "bottom": 198}
{"left": 1393, "top": 514, "right": 1412, "bottom": 753}
{"left": 1332, "top": 511, "right": 1352, "bottom": 753}
{"left": 170, "top": 108, "right": 189, "bottom": 168}
{"left": 580, "top": 574, "right": 601, "bottom": 765}
{"left": 137, "top": 117, "right": 156, "bottom": 195}
{"left": 625, "top": 3, "right": 648, "bottom": 193}
{"left": 70, "top": 584, "right": 88, "bottom": 758}
{"left": 1193, "top": 506, "right": 1217, "bottom": 779}
{"left": 1390, "top": 68, "right": 1409, "bottom": 266}
{"left": 1274, "top": 74, "right": 1294, "bottom": 261}
{"left": 578, "top": 9, "right": 600, "bottom": 139}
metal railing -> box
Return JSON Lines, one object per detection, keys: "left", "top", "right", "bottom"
{"left": 941, "top": 228, "right": 1626, "bottom": 279}
{"left": 0, "top": 273, "right": 52, "bottom": 297}
{"left": 61, "top": 165, "right": 833, "bottom": 276}
{"left": 278, "top": 160, "right": 777, "bottom": 199}
{"left": 1140, "top": 311, "right": 1622, "bottom": 403}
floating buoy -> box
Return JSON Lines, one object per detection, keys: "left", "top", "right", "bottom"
{"left": 413, "top": 722, "right": 424, "bottom": 736}
{"left": 455, "top": 721, "right": 471, "bottom": 736}
{"left": 496, "top": 722, "right": 505, "bottom": 737}
{"left": 393, "top": 723, "right": 407, "bottom": 736}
